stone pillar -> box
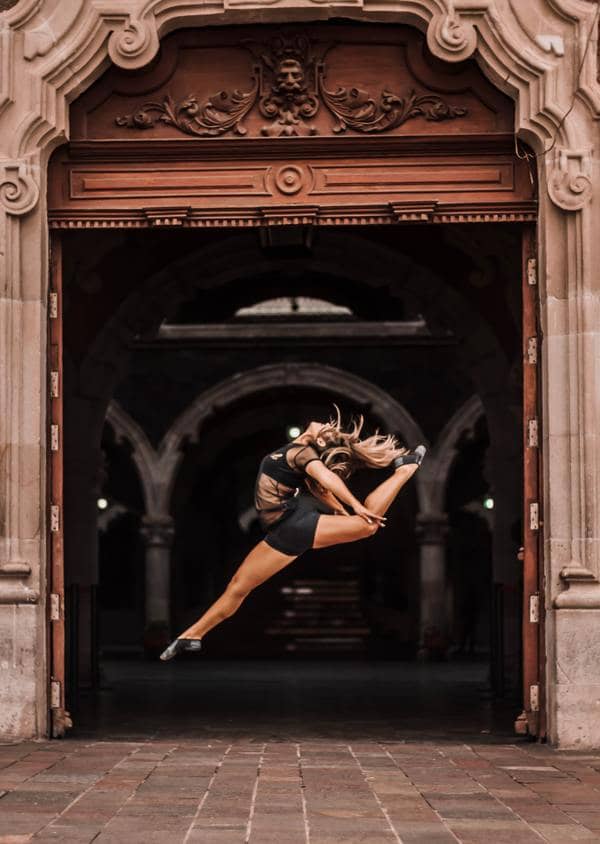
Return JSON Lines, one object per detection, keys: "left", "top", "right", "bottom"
{"left": 416, "top": 513, "right": 449, "bottom": 659}
{"left": 140, "top": 515, "right": 175, "bottom": 654}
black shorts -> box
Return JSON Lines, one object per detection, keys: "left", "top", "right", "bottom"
{"left": 263, "top": 493, "right": 333, "bottom": 557}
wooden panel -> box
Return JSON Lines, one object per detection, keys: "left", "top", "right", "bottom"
{"left": 70, "top": 24, "right": 515, "bottom": 142}
{"left": 49, "top": 143, "right": 535, "bottom": 226}
{"left": 69, "top": 166, "right": 271, "bottom": 199}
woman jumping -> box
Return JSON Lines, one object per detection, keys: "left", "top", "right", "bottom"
{"left": 160, "top": 408, "right": 425, "bottom": 661}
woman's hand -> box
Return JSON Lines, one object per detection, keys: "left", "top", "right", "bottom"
{"left": 352, "top": 503, "right": 386, "bottom": 527}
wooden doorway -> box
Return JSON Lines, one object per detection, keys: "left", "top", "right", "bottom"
{"left": 47, "top": 22, "right": 540, "bottom": 737}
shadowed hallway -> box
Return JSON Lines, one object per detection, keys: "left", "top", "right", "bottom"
{"left": 72, "top": 660, "right": 514, "bottom": 743}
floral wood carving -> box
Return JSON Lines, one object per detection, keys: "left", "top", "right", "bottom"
{"left": 115, "top": 34, "right": 468, "bottom": 138}
{"left": 318, "top": 79, "right": 467, "bottom": 133}
{"left": 115, "top": 81, "right": 259, "bottom": 136}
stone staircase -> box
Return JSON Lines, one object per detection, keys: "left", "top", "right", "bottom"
{"left": 266, "top": 563, "right": 370, "bottom": 655}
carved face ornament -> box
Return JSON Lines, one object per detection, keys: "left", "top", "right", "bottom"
{"left": 275, "top": 58, "right": 305, "bottom": 97}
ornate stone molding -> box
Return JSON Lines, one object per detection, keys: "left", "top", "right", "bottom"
{"left": 547, "top": 147, "right": 593, "bottom": 211}
{"left": 0, "top": 0, "right": 595, "bottom": 159}
{"left": 0, "top": 160, "right": 39, "bottom": 215}
{"left": 554, "top": 566, "right": 600, "bottom": 609}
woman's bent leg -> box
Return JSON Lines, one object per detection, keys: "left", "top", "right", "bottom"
{"left": 313, "top": 464, "right": 419, "bottom": 550}
{"left": 313, "top": 514, "right": 380, "bottom": 549}
{"left": 179, "top": 540, "right": 296, "bottom": 640}
{"left": 364, "top": 463, "right": 419, "bottom": 516}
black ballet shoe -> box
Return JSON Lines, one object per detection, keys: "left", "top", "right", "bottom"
{"left": 393, "top": 445, "right": 427, "bottom": 469}
{"left": 159, "top": 638, "right": 202, "bottom": 661}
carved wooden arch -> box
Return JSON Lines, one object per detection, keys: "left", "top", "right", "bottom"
{"left": 47, "top": 21, "right": 537, "bottom": 228}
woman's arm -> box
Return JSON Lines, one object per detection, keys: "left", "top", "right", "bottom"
{"left": 306, "top": 477, "right": 350, "bottom": 516}
{"left": 305, "top": 461, "right": 385, "bottom": 525}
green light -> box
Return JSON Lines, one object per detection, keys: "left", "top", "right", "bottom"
{"left": 483, "top": 497, "right": 494, "bottom": 510}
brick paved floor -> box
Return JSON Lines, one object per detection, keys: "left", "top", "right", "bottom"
{"left": 2, "top": 737, "right": 600, "bottom": 842}
{"left": 2, "top": 661, "right": 600, "bottom": 843}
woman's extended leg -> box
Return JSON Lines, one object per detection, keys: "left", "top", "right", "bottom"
{"left": 313, "top": 463, "right": 419, "bottom": 550}
{"left": 178, "top": 540, "right": 296, "bottom": 640}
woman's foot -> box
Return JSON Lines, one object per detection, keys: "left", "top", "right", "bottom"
{"left": 393, "top": 445, "right": 426, "bottom": 469}
{"left": 159, "top": 638, "right": 202, "bottom": 661}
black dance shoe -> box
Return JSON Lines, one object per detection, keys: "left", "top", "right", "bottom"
{"left": 393, "top": 445, "right": 426, "bottom": 469}
{"left": 159, "top": 638, "right": 202, "bottom": 661}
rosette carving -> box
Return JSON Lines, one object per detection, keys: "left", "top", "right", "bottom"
{"left": 0, "top": 160, "right": 39, "bottom": 215}
{"left": 548, "top": 148, "right": 593, "bottom": 211}
{"left": 107, "top": 15, "right": 159, "bottom": 70}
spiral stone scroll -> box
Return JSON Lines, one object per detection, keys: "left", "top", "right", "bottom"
{"left": 0, "top": 160, "right": 40, "bottom": 216}
{"left": 107, "top": 14, "right": 160, "bottom": 70}
{"left": 547, "top": 148, "right": 593, "bottom": 212}
{"left": 426, "top": 8, "right": 480, "bottom": 63}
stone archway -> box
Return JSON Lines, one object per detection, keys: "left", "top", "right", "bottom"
{"left": 1, "top": 1, "right": 599, "bottom": 746}
{"left": 105, "top": 362, "right": 429, "bottom": 644}
{"left": 76, "top": 230, "right": 521, "bottom": 652}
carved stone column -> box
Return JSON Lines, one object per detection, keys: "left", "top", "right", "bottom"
{"left": 542, "top": 143, "right": 600, "bottom": 746}
{"left": 416, "top": 513, "right": 449, "bottom": 659}
{"left": 140, "top": 515, "right": 175, "bottom": 653}
{"left": 0, "top": 157, "right": 45, "bottom": 738}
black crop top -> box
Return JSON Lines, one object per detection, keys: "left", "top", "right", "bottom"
{"left": 254, "top": 442, "right": 322, "bottom": 528}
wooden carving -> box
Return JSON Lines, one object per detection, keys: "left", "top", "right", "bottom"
{"left": 319, "top": 82, "right": 467, "bottom": 134}
{"left": 115, "top": 33, "right": 467, "bottom": 138}
{"left": 115, "top": 83, "right": 259, "bottom": 136}
{"left": 258, "top": 35, "right": 319, "bottom": 136}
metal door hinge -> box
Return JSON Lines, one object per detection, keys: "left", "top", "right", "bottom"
{"left": 50, "top": 504, "right": 60, "bottom": 533}
{"left": 527, "top": 337, "right": 537, "bottom": 365}
{"left": 50, "top": 371, "right": 60, "bottom": 398}
{"left": 527, "top": 418, "right": 539, "bottom": 448}
{"left": 50, "top": 424, "right": 59, "bottom": 451}
{"left": 530, "top": 683, "right": 540, "bottom": 712}
{"left": 50, "top": 679, "right": 61, "bottom": 709}
{"left": 49, "top": 593, "right": 61, "bottom": 621}
{"left": 529, "top": 502, "right": 540, "bottom": 531}
{"left": 49, "top": 292, "right": 58, "bottom": 319}
{"left": 527, "top": 257, "right": 537, "bottom": 286}
{"left": 529, "top": 593, "right": 540, "bottom": 623}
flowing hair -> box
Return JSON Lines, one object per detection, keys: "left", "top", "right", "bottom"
{"left": 306, "top": 405, "right": 407, "bottom": 480}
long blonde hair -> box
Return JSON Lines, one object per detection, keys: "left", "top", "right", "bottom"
{"left": 306, "top": 405, "right": 407, "bottom": 479}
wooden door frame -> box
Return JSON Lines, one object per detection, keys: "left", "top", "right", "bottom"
{"left": 514, "top": 223, "right": 545, "bottom": 739}
{"left": 48, "top": 231, "right": 72, "bottom": 737}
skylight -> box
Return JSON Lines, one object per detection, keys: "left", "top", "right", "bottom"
{"left": 234, "top": 296, "right": 353, "bottom": 318}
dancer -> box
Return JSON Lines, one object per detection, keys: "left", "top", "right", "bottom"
{"left": 160, "top": 408, "right": 426, "bottom": 660}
